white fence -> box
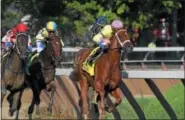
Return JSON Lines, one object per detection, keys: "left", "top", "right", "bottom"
{"left": 62, "top": 47, "right": 184, "bottom": 52}
{"left": 57, "top": 47, "right": 185, "bottom": 79}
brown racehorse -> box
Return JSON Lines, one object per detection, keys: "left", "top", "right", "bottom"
{"left": 1, "top": 33, "right": 29, "bottom": 120}
{"left": 73, "top": 28, "right": 133, "bottom": 119}
{"left": 26, "top": 32, "right": 63, "bottom": 119}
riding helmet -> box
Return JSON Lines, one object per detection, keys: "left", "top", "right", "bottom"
{"left": 46, "top": 21, "right": 57, "bottom": 31}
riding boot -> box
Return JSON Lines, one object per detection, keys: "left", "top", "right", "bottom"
{"left": 87, "top": 48, "right": 102, "bottom": 66}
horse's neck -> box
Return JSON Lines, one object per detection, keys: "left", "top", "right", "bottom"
{"left": 108, "top": 38, "right": 121, "bottom": 63}
{"left": 40, "top": 48, "right": 53, "bottom": 67}
{"left": 107, "top": 50, "right": 121, "bottom": 63}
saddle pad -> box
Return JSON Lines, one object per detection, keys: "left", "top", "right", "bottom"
{"left": 26, "top": 52, "right": 39, "bottom": 75}
{"left": 82, "top": 47, "right": 100, "bottom": 76}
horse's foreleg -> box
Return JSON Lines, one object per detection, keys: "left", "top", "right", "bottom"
{"left": 104, "top": 87, "right": 122, "bottom": 113}
{"left": 15, "top": 109, "right": 20, "bottom": 120}
{"left": 111, "top": 87, "right": 122, "bottom": 106}
{"left": 8, "top": 91, "right": 22, "bottom": 118}
{"left": 98, "top": 90, "right": 106, "bottom": 119}
{"left": 35, "top": 90, "right": 41, "bottom": 118}
{"left": 1, "top": 93, "right": 6, "bottom": 106}
{"left": 1, "top": 80, "right": 7, "bottom": 106}
{"left": 95, "top": 81, "right": 106, "bottom": 119}
{"left": 47, "top": 88, "right": 55, "bottom": 116}
{"left": 28, "top": 88, "right": 36, "bottom": 120}
{"left": 47, "top": 81, "right": 56, "bottom": 116}
{"left": 80, "top": 79, "right": 89, "bottom": 119}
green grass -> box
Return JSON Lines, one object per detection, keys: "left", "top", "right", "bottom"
{"left": 106, "top": 83, "right": 184, "bottom": 119}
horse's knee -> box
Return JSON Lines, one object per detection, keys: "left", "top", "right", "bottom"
{"left": 110, "top": 81, "right": 118, "bottom": 90}
{"left": 46, "top": 81, "right": 56, "bottom": 91}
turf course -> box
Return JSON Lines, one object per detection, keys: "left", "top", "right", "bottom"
{"left": 106, "top": 83, "right": 184, "bottom": 119}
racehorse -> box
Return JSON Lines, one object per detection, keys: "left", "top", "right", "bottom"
{"left": 1, "top": 33, "right": 29, "bottom": 119}
{"left": 26, "top": 32, "right": 63, "bottom": 119}
{"left": 73, "top": 28, "right": 133, "bottom": 119}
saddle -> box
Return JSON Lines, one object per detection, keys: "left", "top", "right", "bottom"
{"left": 82, "top": 47, "right": 103, "bottom": 76}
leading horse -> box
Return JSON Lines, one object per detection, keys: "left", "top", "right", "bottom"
{"left": 73, "top": 28, "right": 133, "bottom": 119}
{"left": 26, "top": 32, "right": 63, "bottom": 119}
{"left": 1, "top": 33, "right": 29, "bottom": 119}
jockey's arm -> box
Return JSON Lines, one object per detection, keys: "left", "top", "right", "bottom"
{"left": 92, "top": 25, "right": 112, "bottom": 45}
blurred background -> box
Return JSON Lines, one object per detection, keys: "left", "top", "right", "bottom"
{"left": 1, "top": 0, "right": 185, "bottom": 47}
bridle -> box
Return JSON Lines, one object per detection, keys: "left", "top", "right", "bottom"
{"left": 41, "top": 36, "right": 61, "bottom": 70}
{"left": 115, "top": 29, "right": 131, "bottom": 48}
{"left": 109, "top": 29, "right": 131, "bottom": 50}
{"left": 14, "top": 33, "right": 29, "bottom": 56}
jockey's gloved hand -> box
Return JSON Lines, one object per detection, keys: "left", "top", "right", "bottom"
{"left": 99, "top": 42, "right": 109, "bottom": 51}
{"left": 5, "top": 42, "right": 13, "bottom": 48}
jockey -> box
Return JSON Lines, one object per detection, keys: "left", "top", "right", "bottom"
{"left": 87, "top": 19, "right": 124, "bottom": 65}
{"left": 85, "top": 16, "right": 107, "bottom": 41}
{"left": 1, "top": 22, "right": 30, "bottom": 56}
{"left": 31, "top": 21, "right": 64, "bottom": 53}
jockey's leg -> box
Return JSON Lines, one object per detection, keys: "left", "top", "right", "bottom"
{"left": 30, "top": 40, "right": 45, "bottom": 54}
{"left": 87, "top": 48, "right": 102, "bottom": 65}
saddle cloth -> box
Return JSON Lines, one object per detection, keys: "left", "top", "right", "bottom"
{"left": 82, "top": 47, "right": 100, "bottom": 76}
{"left": 26, "top": 51, "right": 39, "bottom": 75}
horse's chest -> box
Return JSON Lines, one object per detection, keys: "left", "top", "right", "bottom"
{"left": 4, "top": 70, "right": 24, "bottom": 89}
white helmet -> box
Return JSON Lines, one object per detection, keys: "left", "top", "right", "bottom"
{"left": 21, "top": 14, "right": 32, "bottom": 25}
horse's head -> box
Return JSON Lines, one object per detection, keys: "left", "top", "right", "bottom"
{"left": 47, "top": 32, "right": 63, "bottom": 64}
{"left": 110, "top": 28, "right": 133, "bottom": 52}
{"left": 14, "top": 33, "right": 29, "bottom": 59}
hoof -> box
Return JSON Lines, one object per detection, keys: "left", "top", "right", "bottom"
{"left": 35, "top": 114, "right": 41, "bottom": 119}
{"left": 47, "top": 108, "right": 52, "bottom": 116}
{"left": 105, "top": 105, "right": 116, "bottom": 113}
{"left": 99, "top": 114, "right": 106, "bottom": 119}
{"left": 28, "top": 114, "right": 32, "bottom": 120}
{"left": 82, "top": 114, "right": 88, "bottom": 119}
{"left": 8, "top": 109, "right": 14, "bottom": 117}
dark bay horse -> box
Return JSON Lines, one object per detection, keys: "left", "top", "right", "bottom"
{"left": 73, "top": 28, "right": 133, "bottom": 119}
{"left": 1, "top": 33, "right": 29, "bottom": 119}
{"left": 26, "top": 33, "right": 63, "bottom": 119}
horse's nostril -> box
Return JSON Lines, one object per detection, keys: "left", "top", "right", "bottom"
{"left": 126, "top": 46, "right": 133, "bottom": 52}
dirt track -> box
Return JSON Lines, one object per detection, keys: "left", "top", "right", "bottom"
{"left": 1, "top": 75, "right": 181, "bottom": 119}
